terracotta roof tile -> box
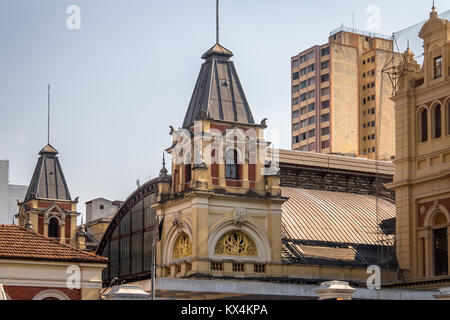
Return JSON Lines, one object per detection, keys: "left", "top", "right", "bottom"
{"left": 0, "top": 225, "right": 107, "bottom": 263}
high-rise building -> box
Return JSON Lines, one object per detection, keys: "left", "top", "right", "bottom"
{"left": 291, "top": 27, "right": 400, "bottom": 160}
{"left": 0, "top": 160, "right": 28, "bottom": 224}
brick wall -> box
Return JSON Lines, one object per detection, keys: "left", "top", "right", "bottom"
{"left": 4, "top": 285, "right": 81, "bottom": 300}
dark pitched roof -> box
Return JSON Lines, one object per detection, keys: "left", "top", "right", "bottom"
{"left": 24, "top": 144, "right": 71, "bottom": 202}
{"left": 0, "top": 224, "right": 107, "bottom": 263}
{"left": 182, "top": 43, "right": 255, "bottom": 128}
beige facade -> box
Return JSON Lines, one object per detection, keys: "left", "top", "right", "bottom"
{"left": 386, "top": 7, "right": 450, "bottom": 286}
{"left": 291, "top": 28, "right": 400, "bottom": 160}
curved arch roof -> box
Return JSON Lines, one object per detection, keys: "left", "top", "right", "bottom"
{"left": 281, "top": 187, "right": 395, "bottom": 246}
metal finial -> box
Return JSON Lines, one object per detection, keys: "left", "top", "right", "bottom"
{"left": 48, "top": 84, "right": 50, "bottom": 145}
{"left": 162, "top": 152, "right": 166, "bottom": 167}
{"left": 432, "top": 0, "right": 436, "bottom": 11}
{"left": 216, "top": 0, "right": 219, "bottom": 44}
{"left": 407, "top": 39, "right": 410, "bottom": 50}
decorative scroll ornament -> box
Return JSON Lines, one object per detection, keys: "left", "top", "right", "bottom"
{"left": 173, "top": 232, "right": 192, "bottom": 260}
{"left": 214, "top": 231, "right": 257, "bottom": 257}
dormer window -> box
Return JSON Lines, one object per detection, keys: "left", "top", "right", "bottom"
{"left": 434, "top": 56, "right": 442, "bottom": 79}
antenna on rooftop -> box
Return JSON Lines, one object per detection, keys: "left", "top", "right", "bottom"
{"left": 216, "top": 0, "right": 220, "bottom": 43}
{"left": 47, "top": 84, "right": 51, "bottom": 145}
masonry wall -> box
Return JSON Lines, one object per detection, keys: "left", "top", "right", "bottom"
{"left": 330, "top": 43, "right": 359, "bottom": 155}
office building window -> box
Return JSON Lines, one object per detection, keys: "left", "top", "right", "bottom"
{"left": 308, "top": 64, "right": 315, "bottom": 73}
{"left": 293, "top": 136, "right": 299, "bottom": 144}
{"left": 293, "top": 59, "right": 299, "bottom": 67}
{"left": 293, "top": 97, "right": 299, "bottom": 105}
{"left": 300, "top": 119, "right": 308, "bottom": 128}
{"left": 293, "top": 85, "right": 299, "bottom": 93}
{"left": 300, "top": 93, "right": 307, "bottom": 102}
{"left": 321, "top": 113, "right": 330, "bottom": 122}
{"left": 293, "top": 110, "right": 299, "bottom": 118}
{"left": 321, "top": 127, "right": 330, "bottom": 136}
{"left": 308, "top": 103, "right": 315, "bottom": 112}
{"left": 321, "top": 61, "right": 329, "bottom": 69}
{"left": 300, "top": 106, "right": 307, "bottom": 115}
{"left": 308, "top": 129, "right": 315, "bottom": 138}
{"left": 300, "top": 67, "right": 307, "bottom": 76}
{"left": 293, "top": 123, "right": 299, "bottom": 131}
{"left": 321, "top": 140, "right": 330, "bottom": 149}
{"left": 321, "top": 74, "right": 330, "bottom": 83}
{"left": 321, "top": 87, "right": 330, "bottom": 96}
{"left": 308, "top": 116, "right": 315, "bottom": 125}
{"left": 293, "top": 72, "right": 299, "bottom": 80}
{"left": 300, "top": 132, "right": 307, "bottom": 141}
{"left": 321, "top": 100, "right": 330, "bottom": 109}
{"left": 308, "top": 90, "right": 315, "bottom": 99}
{"left": 308, "top": 77, "right": 315, "bottom": 86}
{"left": 321, "top": 47, "right": 330, "bottom": 56}
{"left": 301, "top": 80, "right": 307, "bottom": 89}
{"left": 308, "top": 143, "right": 316, "bottom": 152}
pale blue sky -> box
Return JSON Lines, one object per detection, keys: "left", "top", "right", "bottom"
{"left": 0, "top": 0, "right": 447, "bottom": 218}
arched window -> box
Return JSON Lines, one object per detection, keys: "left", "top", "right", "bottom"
{"left": 432, "top": 104, "right": 442, "bottom": 139}
{"left": 48, "top": 218, "right": 59, "bottom": 239}
{"left": 172, "top": 232, "right": 192, "bottom": 260}
{"left": 420, "top": 108, "right": 428, "bottom": 143}
{"left": 225, "top": 149, "right": 239, "bottom": 180}
{"left": 214, "top": 231, "right": 257, "bottom": 257}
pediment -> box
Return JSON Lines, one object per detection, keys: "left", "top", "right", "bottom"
{"left": 44, "top": 203, "right": 67, "bottom": 215}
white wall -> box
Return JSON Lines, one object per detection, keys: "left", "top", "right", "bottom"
{"left": 0, "top": 160, "right": 28, "bottom": 224}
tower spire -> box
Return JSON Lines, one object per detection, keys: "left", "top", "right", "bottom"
{"left": 432, "top": 0, "right": 436, "bottom": 12}
{"left": 216, "top": 0, "right": 219, "bottom": 44}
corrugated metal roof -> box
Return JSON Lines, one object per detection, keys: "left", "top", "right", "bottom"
{"left": 281, "top": 187, "right": 395, "bottom": 246}
{"left": 274, "top": 149, "right": 395, "bottom": 176}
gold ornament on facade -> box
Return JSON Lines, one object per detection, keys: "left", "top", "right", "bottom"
{"left": 173, "top": 232, "right": 192, "bottom": 260}
{"left": 214, "top": 231, "right": 257, "bottom": 257}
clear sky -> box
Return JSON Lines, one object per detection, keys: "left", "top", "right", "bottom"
{"left": 0, "top": 0, "right": 448, "bottom": 219}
